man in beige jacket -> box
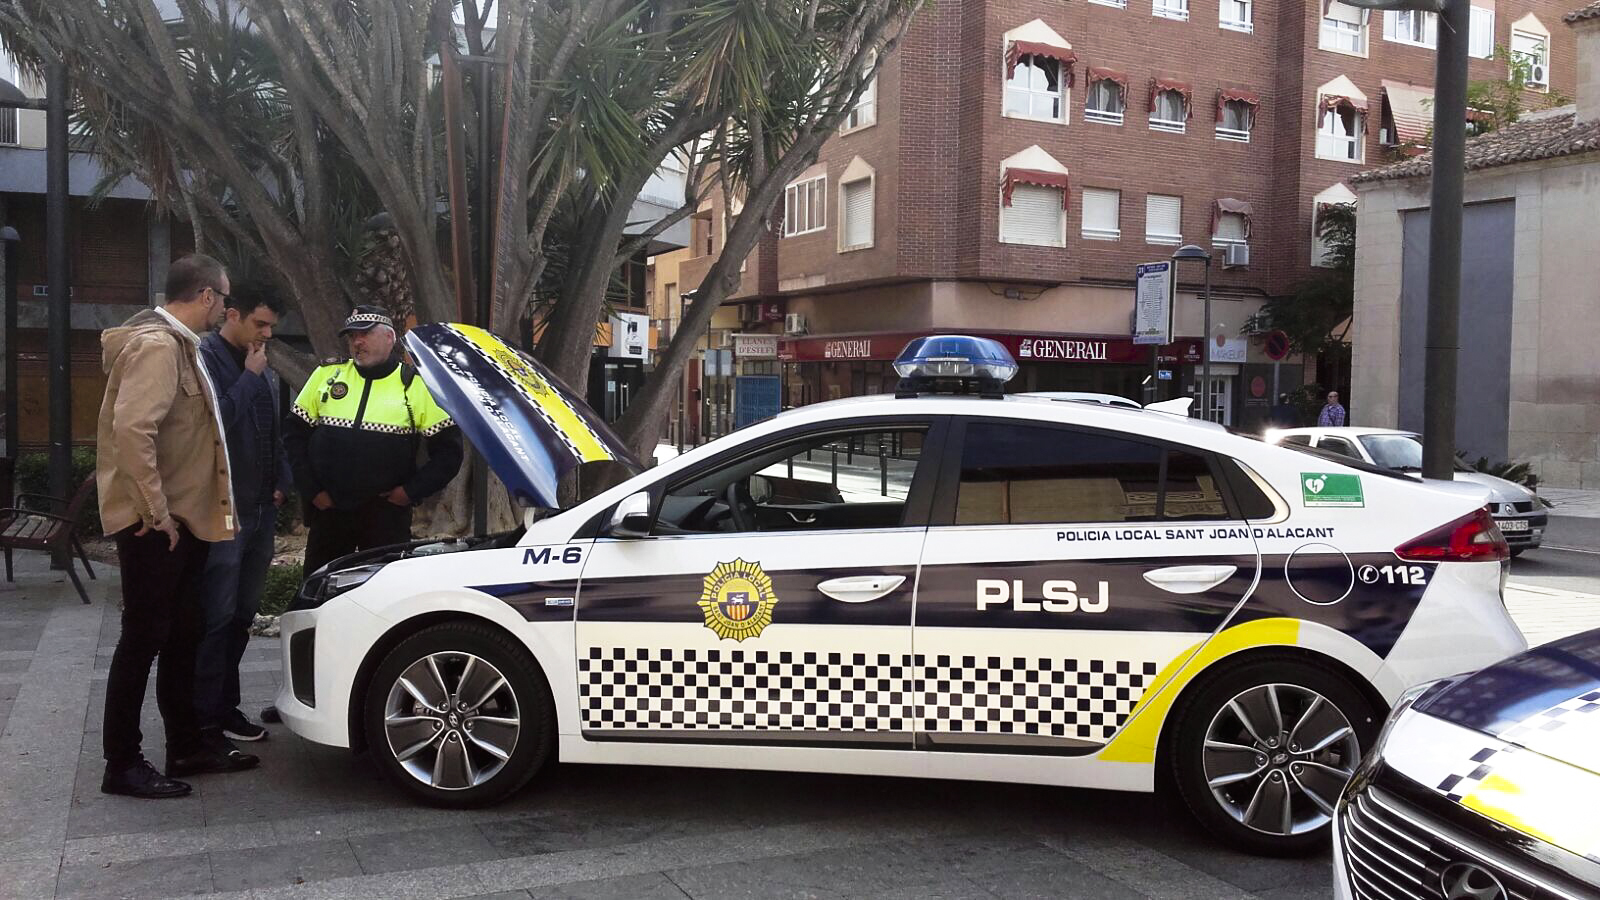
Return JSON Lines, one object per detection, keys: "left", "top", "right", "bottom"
{"left": 96, "top": 254, "right": 260, "bottom": 799}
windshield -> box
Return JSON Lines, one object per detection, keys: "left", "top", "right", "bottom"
{"left": 1359, "top": 434, "right": 1423, "bottom": 470}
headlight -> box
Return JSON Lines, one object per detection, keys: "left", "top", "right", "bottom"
{"left": 1367, "top": 677, "right": 1458, "bottom": 764}
{"left": 322, "top": 564, "right": 383, "bottom": 600}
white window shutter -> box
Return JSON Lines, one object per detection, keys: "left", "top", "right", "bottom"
{"left": 1327, "top": 1, "right": 1362, "bottom": 25}
{"left": 1001, "top": 184, "right": 1065, "bottom": 246}
{"left": 843, "top": 179, "right": 873, "bottom": 248}
{"left": 1081, "top": 188, "right": 1120, "bottom": 238}
{"left": 1469, "top": 7, "right": 1494, "bottom": 58}
{"left": 1215, "top": 211, "right": 1247, "bottom": 242}
{"left": 1146, "top": 194, "right": 1182, "bottom": 242}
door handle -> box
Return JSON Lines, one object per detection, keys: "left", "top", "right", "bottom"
{"left": 817, "top": 574, "right": 906, "bottom": 603}
{"left": 1142, "top": 565, "right": 1238, "bottom": 594}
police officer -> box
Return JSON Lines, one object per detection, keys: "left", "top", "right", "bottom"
{"left": 285, "top": 306, "right": 464, "bottom": 577}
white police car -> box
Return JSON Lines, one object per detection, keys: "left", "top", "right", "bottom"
{"left": 276, "top": 329, "right": 1528, "bottom": 854}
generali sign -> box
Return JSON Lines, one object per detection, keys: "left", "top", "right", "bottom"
{"left": 822, "top": 338, "right": 875, "bottom": 359}
{"left": 780, "top": 332, "right": 1203, "bottom": 364}
{"left": 1015, "top": 338, "right": 1108, "bottom": 361}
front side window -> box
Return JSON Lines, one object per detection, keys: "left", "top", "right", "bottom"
{"left": 1359, "top": 434, "right": 1423, "bottom": 471}
{"left": 1387, "top": 9, "right": 1438, "bottom": 47}
{"left": 783, "top": 175, "right": 827, "bottom": 236}
{"left": 1086, "top": 78, "right": 1126, "bottom": 124}
{"left": 1316, "top": 103, "right": 1364, "bottom": 162}
{"left": 1321, "top": 2, "right": 1367, "bottom": 54}
{"left": 953, "top": 422, "right": 1228, "bottom": 524}
{"left": 1151, "top": 89, "right": 1186, "bottom": 133}
{"left": 1005, "top": 54, "right": 1065, "bottom": 121}
{"left": 659, "top": 427, "right": 928, "bottom": 534}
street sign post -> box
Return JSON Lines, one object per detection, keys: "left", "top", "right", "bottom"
{"left": 1135, "top": 262, "right": 1175, "bottom": 403}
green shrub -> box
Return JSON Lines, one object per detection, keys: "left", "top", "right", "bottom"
{"left": 15, "top": 448, "right": 101, "bottom": 536}
{"left": 259, "top": 563, "right": 304, "bottom": 618}
{"left": 1457, "top": 452, "right": 1539, "bottom": 489}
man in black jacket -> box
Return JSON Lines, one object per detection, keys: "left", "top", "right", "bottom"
{"left": 285, "top": 306, "right": 463, "bottom": 577}
{"left": 195, "top": 289, "right": 291, "bottom": 748}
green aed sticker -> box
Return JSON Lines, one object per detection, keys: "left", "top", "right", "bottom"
{"left": 1301, "top": 472, "right": 1364, "bottom": 508}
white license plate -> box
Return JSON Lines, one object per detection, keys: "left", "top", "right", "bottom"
{"left": 1498, "top": 518, "right": 1530, "bottom": 532}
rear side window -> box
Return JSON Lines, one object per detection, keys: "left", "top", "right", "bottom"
{"left": 1317, "top": 436, "right": 1360, "bottom": 459}
{"left": 954, "top": 423, "right": 1232, "bottom": 525}
{"left": 1281, "top": 434, "right": 1312, "bottom": 446}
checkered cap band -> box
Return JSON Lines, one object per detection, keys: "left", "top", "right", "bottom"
{"left": 341, "top": 311, "right": 394, "bottom": 332}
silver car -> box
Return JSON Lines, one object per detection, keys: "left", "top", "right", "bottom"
{"left": 1265, "top": 427, "right": 1546, "bottom": 554}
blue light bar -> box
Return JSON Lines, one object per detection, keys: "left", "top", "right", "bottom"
{"left": 893, "top": 335, "right": 1017, "bottom": 397}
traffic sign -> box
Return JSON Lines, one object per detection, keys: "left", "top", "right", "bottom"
{"left": 1264, "top": 329, "right": 1291, "bottom": 361}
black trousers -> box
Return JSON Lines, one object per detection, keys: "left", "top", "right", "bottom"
{"left": 104, "top": 523, "right": 210, "bottom": 768}
{"left": 302, "top": 498, "right": 413, "bottom": 577}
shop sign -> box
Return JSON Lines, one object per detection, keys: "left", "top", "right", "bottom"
{"left": 823, "top": 338, "right": 876, "bottom": 359}
{"left": 1212, "top": 335, "right": 1248, "bottom": 364}
{"left": 734, "top": 333, "right": 779, "bottom": 359}
{"left": 779, "top": 332, "right": 1204, "bottom": 365}
{"left": 757, "top": 300, "right": 786, "bottom": 323}
{"left": 1015, "top": 337, "right": 1109, "bottom": 361}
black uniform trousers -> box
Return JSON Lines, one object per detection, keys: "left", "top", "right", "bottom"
{"left": 302, "top": 498, "right": 413, "bottom": 577}
{"left": 103, "top": 523, "right": 210, "bottom": 769}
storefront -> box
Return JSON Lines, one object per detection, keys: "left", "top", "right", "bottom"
{"left": 776, "top": 330, "right": 1206, "bottom": 408}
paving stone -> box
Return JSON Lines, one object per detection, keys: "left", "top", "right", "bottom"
{"left": 208, "top": 837, "right": 364, "bottom": 891}
{"left": 55, "top": 850, "right": 213, "bottom": 898}
{"left": 525, "top": 872, "right": 690, "bottom": 900}
{"left": 979, "top": 860, "right": 1149, "bottom": 900}
{"left": 348, "top": 823, "right": 503, "bottom": 875}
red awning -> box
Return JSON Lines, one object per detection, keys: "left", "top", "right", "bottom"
{"left": 1211, "top": 198, "right": 1254, "bottom": 237}
{"left": 1001, "top": 168, "right": 1070, "bottom": 207}
{"left": 1087, "top": 67, "right": 1129, "bottom": 104}
{"left": 1216, "top": 87, "right": 1260, "bottom": 122}
{"left": 1319, "top": 94, "right": 1369, "bottom": 133}
{"left": 1006, "top": 40, "right": 1078, "bottom": 86}
{"left": 1148, "top": 77, "right": 1194, "bottom": 119}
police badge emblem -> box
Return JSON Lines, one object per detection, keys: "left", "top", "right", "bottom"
{"left": 329, "top": 381, "right": 349, "bottom": 400}
{"left": 698, "top": 559, "right": 778, "bottom": 641}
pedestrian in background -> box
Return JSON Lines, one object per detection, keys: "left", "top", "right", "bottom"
{"left": 95, "top": 254, "right": 260, "bottom": 800}
{"left": 1269, "top": 393, "right": 1298, "bottom": 429}
{"left": 1318, "top": 390, "right": 1347, "bottom": 427}
{"left": 195, "top": 289, "right": 290, "bottom": 747}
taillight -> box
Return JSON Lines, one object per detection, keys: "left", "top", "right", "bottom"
{"left": 1395, "top": 507, "right": 1509, "bottom": 562}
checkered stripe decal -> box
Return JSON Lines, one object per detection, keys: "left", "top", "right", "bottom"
{"left": 579, "top": 648, "right": 1160, "bottom": 740}
{"left": 449, "top": 324, "right": 594, "bottom": 462}
{"left": 920, "top": 655, "right": 1161, "bottom": 741}
{"left": 1497, "top": 689, "right": 1600, "bottom": 743}
{"left": 1434, "top": 745, "right": 1516, "bottom": 803}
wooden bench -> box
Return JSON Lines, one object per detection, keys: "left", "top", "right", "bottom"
{"left": 1, "top": 475, "right": 97, "bottom": 604}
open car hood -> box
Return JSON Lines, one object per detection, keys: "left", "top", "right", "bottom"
{"left": 404, "top": 323, "right": 640, "bottom": 509}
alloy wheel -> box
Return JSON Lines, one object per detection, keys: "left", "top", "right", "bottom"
{"left": 383, "top": 651, "right": 520, "bottom": 790}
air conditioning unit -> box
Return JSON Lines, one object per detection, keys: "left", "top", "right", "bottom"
{"left": 1222, "top": 243, "right": 1251, "bottom": 268}
{"left": 784, "top": 312, "right": 808, "bottom": 335}
{"left": 1529, "top": 63, "right": 1548, "bottom": 86}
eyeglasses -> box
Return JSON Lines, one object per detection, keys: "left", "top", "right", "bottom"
{"left": 208, "top": 286, "right": 232, "bottom": 305}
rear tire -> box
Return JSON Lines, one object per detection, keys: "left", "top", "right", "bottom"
{"left": 1168, "top": 657, "right": 1380, "bottom": 856}
{"left": 363, "top": 622, "right": 554, "bottom": 808}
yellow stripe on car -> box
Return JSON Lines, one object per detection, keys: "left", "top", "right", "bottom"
{"left": 1460, "top": 759, "right": 1600, "bottom": 859}
{"left": 448, "top": 323, "right": 615, "bottom": 463}
{"left": 1098, "top": 618, "right": 1302, "bottom": 764}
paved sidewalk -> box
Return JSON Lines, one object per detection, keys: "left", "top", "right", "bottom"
{"left": 2, "top": 549, "right": 1597, "bottom": 899}
{"left": 1539, "top": 487, "right": 1600, "bottom": 519}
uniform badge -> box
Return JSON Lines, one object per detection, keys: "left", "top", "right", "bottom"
{"left": 329, "top": 381, "right": 349, "bottom": 400}
{"left": 698, "top": 559, "right": 778, "bottom": 641}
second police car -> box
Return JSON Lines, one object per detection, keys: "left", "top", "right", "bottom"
{"left": 275, "top": 330, "right": 1528, "bottom": 855}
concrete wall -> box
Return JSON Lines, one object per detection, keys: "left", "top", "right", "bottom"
{"left": 1353, "top": 151, "right": 1600, "bottom": 488}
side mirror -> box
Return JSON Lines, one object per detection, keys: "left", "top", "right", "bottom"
{"left": 749, "top": 474, "right": 774, "bottom": 505}
{"left": 605, "top": 491, "right": 654, "bottom": 539}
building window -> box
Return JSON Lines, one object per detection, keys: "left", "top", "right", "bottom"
{"left": 839, "top": 177, "right": 874, "bottom": 251}
{"left": 1511, "top": 30, "right": 1550, "bottom": 89}
{"left": 1145, "top": 193, "right": 1182, "bottom": 245}
{"left": 1320, "top": 2, "right": 1368, "bottom": 55}
{"left": 1220, "top": 0, "right": 1252, "bottom": 33}
{"left": 1081, "top": 188, "right": 1121, "bottom": 241}
{"left": 1212, "top": 208, "right": 1249, "bottom": 249}
{"left": 1316, "top": 98, "right": 1365, "bottom": 162}
{"left": 783, "top": 175, "right": 827, "bottom": 236}
{"left": 1000, "top": 168, "right": 1068, "bottom": 247}
{"left": 1215, "top": 93, "right": 1257, "bottom": 142}
{"left": 841, "top": 60, "right": 877, "bottom": 133}
{"left": 1469, "top": 6, "right": 1495, "bottom": 59}
{"left": 1153, "top": 0, "right": 1189, "bottom": 21}
{"left": 1085, "top": 72, "right": 1127, "bottom": 125}
{"left": 1385, "top": 10, "right": 1438, "bottom": 48}
{"left": 1089, "top": 0, "right": 1127, "bottom": 8}
{"left": 1312, "top": 195, "right": 1355, "bottom": 267}
{"left": 1150, "top": 88, "right": 1187, "bottom": 134}
{"left": 1005, "top": 53, "right": 1066, "bottom": 122}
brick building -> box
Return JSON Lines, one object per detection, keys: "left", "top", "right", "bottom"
{"left": 653, "top": 0, "right": 1576, "bottom": 432}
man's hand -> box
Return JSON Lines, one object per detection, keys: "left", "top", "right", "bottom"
{"left": 383, "top": 486, "right": 411, "bottom": 507}
{"left": 273, "top": 490, "right": 286, "bottom": 508}
{"left": 245, "top": 342, "right": 268, "bottom": 375}
{"left": 312, "top": 491, "right": 334, "bottom": 510}
{"left": 135, "top": 516, "right": 181, "bottom": 551}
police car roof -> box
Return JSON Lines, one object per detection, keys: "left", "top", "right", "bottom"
{"left": 782, "top": 392, "right": 1230, "bottom": 435}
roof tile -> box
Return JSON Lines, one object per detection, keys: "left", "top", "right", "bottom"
{"left": 1352, "top": 108, "right": 1600, "bottom": 183}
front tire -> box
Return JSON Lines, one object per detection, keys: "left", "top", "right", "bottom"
{"left": 364, "top": 622, "right": 554, "bottom": 808}
{"left": 1169, "top": 657, "right": 1380, "bottom": 856}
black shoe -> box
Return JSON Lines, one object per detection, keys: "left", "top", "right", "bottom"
{"left": 223, "top": 710, "right": 268, "bottom": 742}
{"left": 166, "top": 734, "right": 260, "bottom": 777}
{"left": 102, "top": 760, "right": 192, "bottom": 799}
{"left": 259, "top": 705, "right": 282, "bottom": 724}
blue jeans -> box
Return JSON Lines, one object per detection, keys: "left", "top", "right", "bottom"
{"left": 194, "top": 502, "right": 277, "bottom": 729}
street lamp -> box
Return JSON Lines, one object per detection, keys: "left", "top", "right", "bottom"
{"left": 1172, "top": 244, "right": 1213, "bottom": 421}
{"left": 1338, "top": 0, "right": 1465, "bottom": 480}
